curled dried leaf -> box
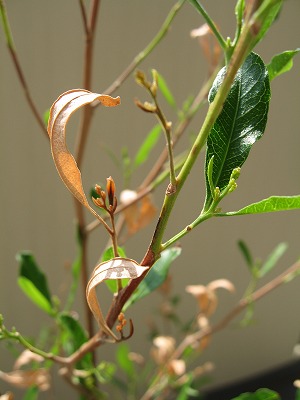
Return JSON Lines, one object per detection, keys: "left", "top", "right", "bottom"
{"left": 47, "top": 89, "right": 120, "bottom": 220}
{"left": 0, "top": 369, "right": 50, "bottom": 391}
{"left": 120, "top": 190, "right": 156, "bottom": 235}
{"left": 86, "top": 258, "right": 148, "bottom": 340}
{"left": 14, "top": 349, "right": 44, "bottom": 370}
{"left": 151, "top": 336, "right": 175, "bottom": 364}
{"left": 0, "top": 393, "right": 14, "bottom": 400}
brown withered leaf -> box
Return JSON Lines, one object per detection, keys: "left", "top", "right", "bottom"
{"left": 120, "top": 190, "right": 156, "bottom": 235}
{"left": 86, "top": 258, "right": 148, "bottom": 340}
{"left": 0, "top": 369, "right": 50, "bottom": 391}
{"left": 0, "top": 393, "right": 14, "bottom": 400}
{"left": 47, "top": 89, "right": 120, "bottom": 219}
{"left": 13, "top": 350, "right": 44, "bottom": 370}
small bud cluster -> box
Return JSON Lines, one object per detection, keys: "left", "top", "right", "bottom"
{"left": 92, "top": 176, "right": 117, "bottom": 214}
{"left": 116, "top": 312, "right": 127, "bottom": 333}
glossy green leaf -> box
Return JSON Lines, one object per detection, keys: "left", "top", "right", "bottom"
{"left": 267, "top": 49, "right": 300, "bottom": 81}
{"left": 115, "top": 343, "right": 135, "bottom": 378}
{"left": 17, "top": 252, "right": 54, "bottom": 316}
{"left": 157, "top": 71, "right": 176, "bottom": 109}
{"left": 217, "top": 195, "right": 300, "bottom": 216}
{"left": 134, "top": 124, "right": 162, "bottom": 168}
{"left": 124, "top": 246, "right": 182, "bottom": 310}
{"left": 232, "top": 388, "right": 280, "bottom": 400}
{"left": 259, "top": 242, "right": 288, "bottom": 278}
{"left": 204, "top": 52, "right": 270, "bottom": 210}
{"left": 101, "top": 246, "right": 129, "bottom": 293}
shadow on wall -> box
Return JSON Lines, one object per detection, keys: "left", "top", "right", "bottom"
{"left": 202, "top": 358, "right": 300, "bottom": 400}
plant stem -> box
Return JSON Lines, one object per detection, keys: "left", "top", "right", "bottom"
{"left": 0, "top": 0, "right": 48, "bottom": 137}
{"left": 188, "top": 0, "right": 227, "bottom": 51}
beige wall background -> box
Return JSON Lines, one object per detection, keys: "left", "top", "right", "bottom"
{"left": 1, "top": 1, "right": 300, "bottom": 398}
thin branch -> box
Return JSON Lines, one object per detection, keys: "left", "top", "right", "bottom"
{"left": 102, "top": 0, "right": 186, "bottom": 96}
{"left": 0, "top": 0, "right": 47, "bottom": 137}
{"left": 78, "top": 0, "right": 89, "bottom": 35}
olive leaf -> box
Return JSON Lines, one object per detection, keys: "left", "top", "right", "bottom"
{"left": 47, "top": 89, "right": 120, "bottom": 219}
{"left": 86, "top": 258, "right": 148, "bottom": 340}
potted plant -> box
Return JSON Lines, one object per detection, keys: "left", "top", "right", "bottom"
{"left": 0, "top": 1, "right": 299, "bottom": 399}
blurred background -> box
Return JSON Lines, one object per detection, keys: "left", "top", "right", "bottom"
{"left": 1, "top": 0, "right": 300, "bottom": 398}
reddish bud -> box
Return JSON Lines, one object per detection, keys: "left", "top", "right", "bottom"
{"left": 106, "top": 176, "right": 116, "bottom": 207}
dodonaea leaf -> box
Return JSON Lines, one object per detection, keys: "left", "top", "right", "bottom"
{"left": 47, "top": 89, "right": 120, "bottom": 217}
{"left": 86, "top": 258, "right": 148, "bottom": 339}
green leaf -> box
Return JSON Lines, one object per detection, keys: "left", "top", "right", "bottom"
{"left": 134, "top": 124, "right": 162, "bottom": 168}
{"left": 204, "top": 52, "right": 270, "bottom": 211}
{"left": 157, "top": 71, "right": 176, "bottom": 109}
{"left": 101, "top": 246, "right": 129, "bottom": 293}
{"left": 124, "top": 246, "right": 182, "bottom": 310}
{"left": 58, "top": 312, "right": 92, "bottom": 368}
{"left": 115, "top": 343, "right": 135, "bottom": 378}
{"left": 238, "top": 240, "right": 254, "bottom": 269}
{"left": 253, "top": 1, "right": 283, "bottom": 47}
{"left": 17, "top": 252, "right": 54, "bottom": 316}
{"left": 232, "top": 388, "right": 280, "bottom": 400}
{"left": 259, "top": 242, "right": 288, "bottom": 278}
{"left": 217, "top": 195, "right": 300, "bottom": 216}
{"left": 23, "top": 386, "right": 39, "bottom": 400}
{"left": 43, "top": 109, "right": 50, "bottom": 126}
{"left": 267, "top": 49, "right": 300, "bottom": 81}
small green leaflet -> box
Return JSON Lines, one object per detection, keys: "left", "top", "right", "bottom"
{"left": 124, "top": 246, "right": 182, "bottom": 310}
{"left": 204, "top": 52, "right": 271, "bottom": 211}
{"left": 267, "top": 49, "right": 300, "bottom": 81}
{"left": 231, "top": 388, "right": 280, "bottom": 400}
{"left": 134, "top": 124, "right": 162, "bottom": 168}
{"left": 17, "top": 252, "right": 54, "bottom": 316}
{"left": 216, "top": 195, "right": 300, "bottom": 216}
{"left": 157, "top": 71, "right": 177, "bottom": 109}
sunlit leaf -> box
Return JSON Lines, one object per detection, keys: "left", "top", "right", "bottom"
{"left": 204, "top": 52, "right": 270, "bottom": 210}
{"left": 86, "top": 258, "right": 148, "bottom": 339}
{"left": 267, "top": 49, "right": 300, "bottom": 81}
{"left": 217, "top": 195, "right": 300, "bottom": 216}
{"left": 124, "top": 246, "right": 181, "bottom": 310}
{"left": 47, "top": 89, "right": 120, "bottom": 220}
{"left": 134, "top": 124, "right": 162, "bottom": 168}
{"left": 17, "top": 253, "right": 54, "bottom": 316}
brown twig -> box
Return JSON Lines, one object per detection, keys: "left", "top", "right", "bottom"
{"left": 0, "top": 0, "right": 47, "bottom": 137}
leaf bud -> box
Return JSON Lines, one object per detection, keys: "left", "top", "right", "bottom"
{"left": 135, "top": 99, "right": 156, "bottom": 113}
{"left": 150, "top": 69, "right": 158, "bottom": 97}
{"left": 230, "top": 167, "right": 241, "bottom": 181}
{"left": 106, "top": 176, "right": 116, "bottom": 207}
{"left": 135, "top": 70, "right": 151, "bottom": 89}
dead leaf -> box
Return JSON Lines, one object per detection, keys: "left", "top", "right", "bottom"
{"left": 47, "top": 89, "right": 120, "bottom": 220}
{"left": 0, "top": 393, "right": 14, "bottom": 400}
{"left": 120, "top": 190, "right": 156, "bottom": 235}
{"left": 86, "top": 257, "right": 148, "bottom": 340}
{"left": 0, "top": 369, "right": 50, "bottom": 391}
{"left": 14, "top": 350, "right": 44, "bottom": 370}
{"left": 151, "top": 336, "right": 175, "bottom": 364}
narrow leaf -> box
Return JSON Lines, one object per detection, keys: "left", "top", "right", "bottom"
{"left": 86, "top": 258, "right": 148, "bottom": 339}
{"left": 17, "top": 252, "right": 54, "bottom": 316}
{"left": 259, "top": 242, "right": 288, "bottom": 278}
{"left": 217, "top": 195, "right": 300, "bottom": 216}
{"left": 47, "top": 89, "right": 120, "bottom": 219}
{"left": 157, "top": 71, "right": 176, "bottom": 109}
{"left": 124, "top": 246, "right": 182, "bottom": 310}
{"left": 231, "top": 388, "right": 280, "bottom": 400}
{"left": 267, "top": 49, "right": 300, "bottom": 81}
{"left": 204, "top": 52, "right": 270, "bottom": 210}
{"left": 238, "top": 240, "right": 254, "bottom": 269}
{"left": 134, "top": 124, "right": 162, "bottom": 168}
{"left": 252, "top": 1, "right": 283, "bottom": 47}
